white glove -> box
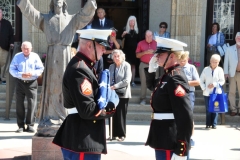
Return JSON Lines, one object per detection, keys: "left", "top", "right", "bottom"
{"left": 148, "top": 54, "right": 158, "bottom": 73}
{"left": 171, "top": 153, "right": 187, "bottom": 160}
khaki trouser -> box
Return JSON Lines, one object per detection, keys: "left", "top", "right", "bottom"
{"left": 0, "top": 47, "right": 8, "bottom": 81}
{"left": 139, "top": 62, "right": 149, "bottom": 100}
{"left": 228, "top": 72, "right": 240, "bottom": 112}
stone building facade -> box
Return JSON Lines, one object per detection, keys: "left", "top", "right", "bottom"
{"left": 0, "top": 0, "right": 235, "bottom": 71}
{"left": 21, "top": 0, "right": 207, "bottom": 71}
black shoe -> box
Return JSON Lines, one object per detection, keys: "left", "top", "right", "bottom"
{"left": 212, "top": 126, "right": 217, "bottom": 129}
{"left": 205, "top": 126, "right": 211, "bottom": 129}
{"left": 16, "top": 128, "right": 24, "bottom": 133}
{"left": 26, "top": 125, "right": 35, "bottom": 133}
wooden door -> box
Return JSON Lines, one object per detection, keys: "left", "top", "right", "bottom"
{"left": 206, "top": 0, "right": 240, "bottom": 45}
{"left": 0, "top": 0, "right": 22, "bottom": 42}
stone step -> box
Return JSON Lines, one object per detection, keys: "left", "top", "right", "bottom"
{"left": 129, "top": 96, "right": 207, "bottom": 105}
{"left": 0, "top": 93, "right": 41, "bottom": 101}
{"left": 0, "top": 100, "right": 41, "bottom": 109}
{"left": 127, "top": 103, "right": 207, "bottom": 113}
{"left": 126, "top": 112, "right": 240, "bottom": 123}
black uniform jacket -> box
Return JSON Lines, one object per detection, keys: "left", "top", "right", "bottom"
{"left": 0, "top": 19, "right": 14, "bottom": 51}
{"left": 53, "top": 52, "right": 116, "bottom": 154}
{"left": 145, "top": 64, "right": 193, "bottom": 156}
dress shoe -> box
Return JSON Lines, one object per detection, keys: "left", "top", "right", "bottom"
{"left": 212, "top": 126, "right": 217, "bottom": 129}
{"left": 205, "top": 126, "right": 211, "bottom": 129}
{"left": 230, "top": 112, "right": 237, "bottom": 116}
{"left": 26, "top": 125, "right": 35, "bottom": 133}
{"left": 16, "top": 128, "right": 24, "bottom": 133}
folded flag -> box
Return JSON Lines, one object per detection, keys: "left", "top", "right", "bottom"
{"left": 97, "top": 69, "right": 111, "bottom": 110}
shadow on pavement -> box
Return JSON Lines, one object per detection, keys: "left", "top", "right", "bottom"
{"left": 0, "top": 135, "right": 33, "bottom": 140}
{"left": 230, "top": 148, "right": 240, "bottom": 151}
{"left": 13, "top": 155, "right": 31, "bottom": 160}
{"left": 107, "top": 141, "right": 145, "bottom": 145}
{"left": 0, "top": 155, "right": 31, "bottom": 160}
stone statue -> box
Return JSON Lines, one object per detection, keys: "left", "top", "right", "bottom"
{"left": 17, "top": 0, "right": 97, "bottom": 136}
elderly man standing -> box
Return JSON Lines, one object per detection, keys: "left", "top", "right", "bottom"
{"left": 9, "top": 41, "right": 44, "bottom": 133}
{"left": 224, "top": 32, "right": 240, "bottom": 116}
{"left": 136, "top": 30, "right": 157, "bottom": 105}
{"left": 53, "top": 29, "right": 119, "bottom": 160}
{"left": 0, "top": 8, "right": 14, "bottom": 84}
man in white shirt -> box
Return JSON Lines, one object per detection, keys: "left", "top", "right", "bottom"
{"left": 224, "top": 32, "right": 240, "bottom": 116}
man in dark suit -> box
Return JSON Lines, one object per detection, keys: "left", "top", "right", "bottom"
{"left": 92, "top": 8, "right": 114, "bottom": 29}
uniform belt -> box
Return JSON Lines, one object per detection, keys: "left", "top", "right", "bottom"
{"left": 151, "top": 113, "right": 174, "bottom": 120}
{"left": 67, "top": 107, "right": 78, "bottom": 114}
{"left": 18, "top": 79, "right": 36, "bottom": 83}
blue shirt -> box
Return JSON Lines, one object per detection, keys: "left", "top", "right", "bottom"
{"left": 9, "top": 52, "right": 44, "bottom": 80}
{"left": 153, "top": 31, "right": 170, "bottom": 38}
{"left": 182, "top": 63, "right": 200, "bottom": 92}
{"left": 207, "top": 31, "right": 225, "bottom": 47}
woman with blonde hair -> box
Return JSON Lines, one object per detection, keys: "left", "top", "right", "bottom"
{"left": 121, "top": 15, "right": 139, "bottom": 86}
{"left": 108, "top": 49, "right": 132, "bottom": 141}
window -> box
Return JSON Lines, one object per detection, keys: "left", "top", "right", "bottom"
{"left": 0, "top": 0, "right": 16, "bottom": 34}
{"left": 213, "top": 0, "right": 235, "bottom": 40}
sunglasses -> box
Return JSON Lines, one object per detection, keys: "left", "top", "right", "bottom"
{"left": 160, "top": 26, "right": 166, "bottom": 28}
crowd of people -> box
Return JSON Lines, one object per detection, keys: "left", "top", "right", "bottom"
{"left": 2, "top": 1, "right": 240, "bottom": 159}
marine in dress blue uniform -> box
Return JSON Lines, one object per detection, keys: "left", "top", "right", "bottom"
{"left": 145, "top": 37, "right": 193, "bottom": 160}
{"left": 53, "top": 29, "right": 119, "bottom": 160}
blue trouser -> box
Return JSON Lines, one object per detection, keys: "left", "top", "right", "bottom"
{"left": 155, "top": 150, "right": 174, "bottom": 160}
{"left": 189, "top": 92, "right": 195, "bottom": 111}
{"left": 61, "top": 148, "right": 101, "bottom": 160}
{"left": 204, "top": 96, "right": 218, "bottom": 127}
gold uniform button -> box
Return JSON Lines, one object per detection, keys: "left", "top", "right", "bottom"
{"left": 113, "top": 108, "right": 115, "bottom": 110}
{"left": 93, "top": 120, "right": 96, "bottom": 123}
{"left": 180, "top": 148, "right": 183, "bottom": 151}
{"left": 181, "top": 143, "right": 184, "bottom": 145}
{"left": 180, "top": 154, "right": 182, "bottom": 156}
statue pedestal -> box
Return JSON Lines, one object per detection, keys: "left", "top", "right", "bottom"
{"left": 32, "top": 136, "right": 63, "bottom": 160}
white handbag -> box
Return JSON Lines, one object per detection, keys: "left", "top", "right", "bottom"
{"left": 217, "top": 32, "right": 229, "bottom": 56}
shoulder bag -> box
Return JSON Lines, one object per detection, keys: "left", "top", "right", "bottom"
{"left": 209, "top": 84, "right": 228, "bottom": 113}
{"left": 217, "top": 32, "right": 229, "bottom": 56}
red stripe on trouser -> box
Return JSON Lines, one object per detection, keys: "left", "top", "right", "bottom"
{"left": 166, "top": 150, "right": 171, "bottom": 160}
{"left": 80, "top": 152, "right": 84, "bottom": 160}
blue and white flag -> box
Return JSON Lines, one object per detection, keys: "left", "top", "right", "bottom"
{"left": 97, "top": 69, "right": 111, "bottom": 110}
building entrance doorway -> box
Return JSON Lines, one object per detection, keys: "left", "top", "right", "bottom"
{"left": 82, "top": 0, "right": 150, "bottom": 79}
{"left": 205, "top": 0, "right": 240, "bottom": 66}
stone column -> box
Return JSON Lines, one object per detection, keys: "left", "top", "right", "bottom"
{"left": 171, "top": 0, "right": 207, "bottom": 72}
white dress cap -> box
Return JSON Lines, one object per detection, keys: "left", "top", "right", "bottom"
{"left": 155, "top": 36, "right": 187, "bottom": 51}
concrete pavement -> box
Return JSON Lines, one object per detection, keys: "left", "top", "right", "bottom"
{"left": 0, "top": 118, "right": 240, "bottom": 160}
